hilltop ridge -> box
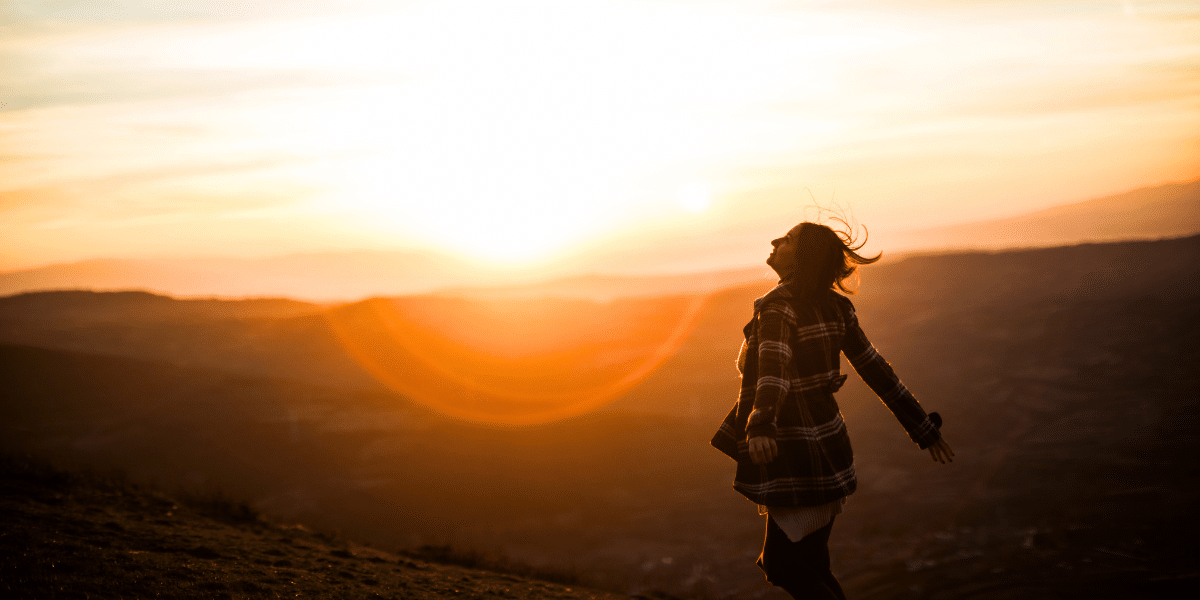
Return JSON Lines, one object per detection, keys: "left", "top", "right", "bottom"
{"left": 880, "top": 178, "right": 1200, "bottom": 252}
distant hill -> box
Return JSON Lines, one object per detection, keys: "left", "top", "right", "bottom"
{"left": 605, "top": 234, "right": 1200, "bottom": 415}
{"left": 0, "top": 290, "right": 383, "bottom": 392}
{"left": 3, "top": 180, "right": 1195, "bottom": 301}
{"left": 3, "top": 236, "right": 1198, "bottom": 417}
{"left": 0, "top": 251, "right": 505, "bottom": 302}
{"left": 0, "top": 290, "right": 323, "bottom": 322}
{"left": 0, "top": 252, "right": 773, "bottom": 304}
{"left": 880, "top": 178, "right": 1200, "bottom": 252}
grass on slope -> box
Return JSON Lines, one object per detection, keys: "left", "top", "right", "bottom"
{"left": 0, "top": 453, "right": 629, "bottom": 600}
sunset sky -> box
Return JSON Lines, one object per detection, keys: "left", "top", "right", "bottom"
{"left": 2, "top": 0, "right": 1198, "bottom": 274}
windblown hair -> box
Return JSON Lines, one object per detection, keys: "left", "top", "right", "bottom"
{"left": 789, "top": 219, "right": 881, "bottom": 299}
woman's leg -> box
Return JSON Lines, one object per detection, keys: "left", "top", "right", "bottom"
{"left": 757, "top": 516, "right": 846, "bottom": 600}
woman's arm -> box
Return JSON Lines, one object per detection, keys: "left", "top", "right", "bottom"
{"left": 840, "top": 300, "right": 943, "bottom": 451}
{"left": 745, "top": 302, "right": 794, "bottom": 443}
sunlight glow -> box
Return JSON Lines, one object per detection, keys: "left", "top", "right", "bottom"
{"left": 675, "top": 182, "right": 712, "bottom": 213}
{"left": 2, "top": 0, "right": 1198, "bottom": 270}
{"left": 325, "top": 292, "right": 711, "bottom": 425}
{"left": 279, "top": 1, "right": 841, "bottom": 261}
{"left": 64, "top": 0, "right": 853, "bottom": 262}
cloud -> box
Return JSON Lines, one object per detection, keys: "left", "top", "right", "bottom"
{"left": 0, "top": 0, "right": 358, "bottom": 25}
{"left": 1, "top": 156, "right": 312, "bottom": 217}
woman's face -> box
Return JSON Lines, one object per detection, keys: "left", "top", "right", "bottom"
{"left": 767, "top": 225, "right": 802, "bottom": 278}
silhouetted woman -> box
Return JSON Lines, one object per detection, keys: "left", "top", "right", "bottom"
{"left": 712, "top": 221, "right": 954, "bottom": 599}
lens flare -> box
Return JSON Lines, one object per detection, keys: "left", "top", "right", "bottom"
{"left": 324, "top": 293, "right": 709, "bottom": 425}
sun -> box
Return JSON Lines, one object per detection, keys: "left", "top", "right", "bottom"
{"left": 314, "top": 150, "right": 633, "bottom": 263}
{"left": 675, "top": 182, "right": 712, "bottom": 213}
{"left": 279, "top": 1, "right": 844, "bottom": 264}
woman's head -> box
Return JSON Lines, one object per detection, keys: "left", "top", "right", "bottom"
{"left": 767, "top": 220, "right": 880, "bottom": 295}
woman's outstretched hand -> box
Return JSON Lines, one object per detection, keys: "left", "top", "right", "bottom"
{"left": 928, "top": 437, "right": 954, "bottom": 464}
{"left": 748, "top": 436, "right": 778, "bottom": 465}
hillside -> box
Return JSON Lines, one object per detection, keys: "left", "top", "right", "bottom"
{"left": 5, "top": 236, "right": 1196, "bottom": 421}
{"left": 880, "top": 178, "right": 1200, "bottom": 252}
{"left": 0, "top": 453, "right": 620, "bottom": 600}
{"left": 2, "top": 236, "right": 1199, "bottom": 597}
{"left": 0, "top": 290, "right": 384, "bottom": 392}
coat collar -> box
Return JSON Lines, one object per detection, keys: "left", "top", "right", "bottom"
{"left": 753, "top": 281, "right": 794, "bottom": 312}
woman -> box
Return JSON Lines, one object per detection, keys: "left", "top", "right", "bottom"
{"left": 711, "top": 221, "right": 954, "bottom": 599}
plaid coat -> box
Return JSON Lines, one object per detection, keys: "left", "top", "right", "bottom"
{"left": 711, "top": 283, "right": 941, "bottom": 507}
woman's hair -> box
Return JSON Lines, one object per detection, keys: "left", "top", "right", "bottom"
{"left": 790, "top": 219, "right": 880, "bottom": 297}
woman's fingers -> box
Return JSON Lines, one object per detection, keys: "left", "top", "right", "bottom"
{"left": 928, "top": 439, "right": 954, "bottom": 464}
{"left": 748, "top": 436, "right": 777, "bottom": 464}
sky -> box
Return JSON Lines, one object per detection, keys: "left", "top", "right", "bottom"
{"left": 2, "top": 0, "right": 1198, "bottom": 274}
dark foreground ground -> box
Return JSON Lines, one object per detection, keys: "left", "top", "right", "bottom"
{"left": 0, "top": 454, "right": 624, "bottom": 600}
{"left": 4, "top": 450, "right": 1198, "bottom": 600}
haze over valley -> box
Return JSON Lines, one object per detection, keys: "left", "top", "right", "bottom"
{"left": 2, "top": 179, "right": 1197, "bottom": 301}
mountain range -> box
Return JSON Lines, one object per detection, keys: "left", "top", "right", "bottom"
{"left": 1, "top": 178, "right": 1196, "bottom": 301}
{"left": 878, "top": 178, "right": 1200, "bottom": 252}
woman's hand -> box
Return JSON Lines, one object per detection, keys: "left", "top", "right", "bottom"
{"left": 748, "top": 436, "right": 778, "bottom": 465}
{"left": 928, "top": 437, "right": 954, "bottom": 464}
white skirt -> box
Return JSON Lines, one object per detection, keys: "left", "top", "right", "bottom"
{"left": 763, "top": 497, "right": 846, "bottom": 542}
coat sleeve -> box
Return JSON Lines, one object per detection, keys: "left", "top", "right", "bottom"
{"left": 840, "top": 299, "right": 941, "bottom": 449}
{"left": 745, "top": 301, "right": 794, "bottom": 439}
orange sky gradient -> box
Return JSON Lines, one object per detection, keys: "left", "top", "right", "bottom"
{"left": 2, "top": 0, "right": 1198, "bottom": 275}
